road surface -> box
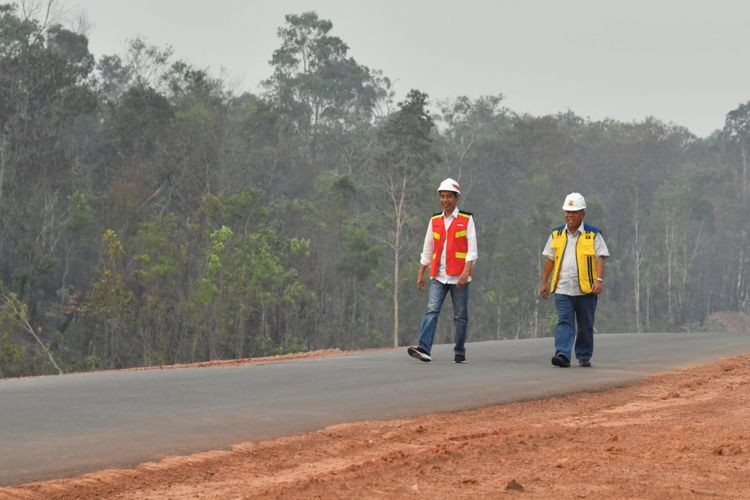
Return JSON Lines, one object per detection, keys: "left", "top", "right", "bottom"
{"left": 2, "top": 331, "right": 749, "bottom": 486}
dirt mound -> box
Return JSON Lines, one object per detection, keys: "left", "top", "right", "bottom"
{"left": 703, "top": 311, "right": 750, "bottom": 333}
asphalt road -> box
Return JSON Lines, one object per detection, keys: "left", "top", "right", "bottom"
{"left": 2, "top": 331, "right": 750, "bottom": 486}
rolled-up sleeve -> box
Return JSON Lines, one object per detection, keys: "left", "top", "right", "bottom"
{"left": 542, "top": 234, "right": 554, "bottom": 260}
{"left": 466, "top": 216, "right": 478, "bottom": 262}
{"left": 595, "top": 233, "right": 610, "bottom": 258}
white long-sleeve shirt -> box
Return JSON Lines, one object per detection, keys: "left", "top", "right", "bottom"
{"left": 420, "top": 207, "right": 478, "bottom": 284}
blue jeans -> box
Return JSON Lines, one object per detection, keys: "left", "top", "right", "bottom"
{"left": 554, "top": 293, "right": 597, "bottom": 361}
{"left": 417, "top": 279, "right": 469, "bottom": 355}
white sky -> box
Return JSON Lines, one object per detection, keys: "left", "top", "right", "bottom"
{"left": 68, "top": 0, "right": 750, "bottom": 137}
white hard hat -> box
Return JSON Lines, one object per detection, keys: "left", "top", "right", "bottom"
{"left": 562, "top": 192, "right": 586, "bottom": 211}
{"left": 437, "top": 178, "right": 461, "bottom": 196}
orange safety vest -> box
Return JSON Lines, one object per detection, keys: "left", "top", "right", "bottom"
{"left": 430, "top": 210, "right": 471, "bottom": 278}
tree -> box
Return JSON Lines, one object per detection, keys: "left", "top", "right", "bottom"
{"left": 723, "top": 102, "right": 750, "bottom": 310}
{"left": 0, "top": 289, "right": 63, "bottom": 376}
{"left": 0, "top": 3, "right": 96, "bottom": 318}
{"left": 82, "top": 229, "right": 134, "bottom": 368}
{"left": 264, "top": 11, "right": 386, "bottom": 158}
{"left": 185, "top": 190, "right": 316, "bottom": 359}
{"left": 0, "top": 4, "right": 95, "bottom": 200}
{"left": 650, "top": 168, "right": 714, "bottom": 326}
{"left": 579, "top": 119, "right": 688, "bottom": 331}
{"left": 375, "top": 89, "right": 436, "bottom": 346}
{"left": 132, "top": 214, "right": 187, "bottom": 365}
{"left": 437, "top": 94, "right": 509, "bottom": 197}
{"left": 336, "top": 223, "right": 382, "bottom": 344}
{"left": 480, "top": 174, "right": 559, "bottom": 340}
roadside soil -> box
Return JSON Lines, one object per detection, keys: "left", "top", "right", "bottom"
{"left": 3, "top": 352, "right": 750, "bottom": 499}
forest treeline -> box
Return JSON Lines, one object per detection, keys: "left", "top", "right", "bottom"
{"left": 1, "top": 5, "right": 749, "bottom": 377}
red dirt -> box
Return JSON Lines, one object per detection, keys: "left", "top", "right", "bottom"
{"left": 3, "top": 352, "right": 750, "bottom": 499}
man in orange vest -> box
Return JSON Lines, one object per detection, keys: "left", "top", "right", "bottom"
{"left": 539, "top": 193, "right": 609, "bottom": 367}
{"left": 407, "top": 178, "right": 478, "bottom": 363}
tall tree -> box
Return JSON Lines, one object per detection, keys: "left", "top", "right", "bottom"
{"left": 82, "top": 229, "right": 133, "bottom": 368}
{"left": 723, "top": 102, "right": 750, "bottom": 310}
{"left": 264, "top": 11, "right": 384, "bottom": 159}
{"left": 0, "top": 3, "right": 95, "bottom": 312}
{"left": 375, "top": 89, "right": 436, "bottom": 346}
{"left": 437, "top": 94, "right": 508, "bottom": 197}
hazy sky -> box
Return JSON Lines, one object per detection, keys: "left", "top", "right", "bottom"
{"left": 68, "top": 0, "right": 750, "bottom": 137}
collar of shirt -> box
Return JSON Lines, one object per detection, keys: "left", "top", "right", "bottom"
{"left": 442, "top": 207, "right": 459, "bottom": 221}
{"left": 566, "top": 223, "right": 584, "bottom": 236}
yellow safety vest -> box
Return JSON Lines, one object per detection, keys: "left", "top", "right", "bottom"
{"left": 549, "top": 224, "right": 600, "bottom": 294}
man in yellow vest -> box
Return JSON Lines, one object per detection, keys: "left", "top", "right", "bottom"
{"left": 407, "top": 178, "right": 478, "bottom": 363}
{"left": 539, "top": 193, "right": 609, "bottom": 367}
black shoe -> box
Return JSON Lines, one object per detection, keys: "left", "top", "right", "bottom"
{"left": 408, "top": 346, "right": 431, "bottom": 362}
{"left": 454, "top": 354, "right": 466, "bottom": 363}
{"left": 551, "top": 354, "right": 570, "bottom": 368}
{"left": 578, "top": 359, "right": 592, "bottom": 367}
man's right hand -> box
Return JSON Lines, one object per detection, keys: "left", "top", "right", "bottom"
{"left": 539, "top": 283, "right": 549, "bottom": 300}
{"left": 417, "top": 274, "right": 425, "bottom": 291}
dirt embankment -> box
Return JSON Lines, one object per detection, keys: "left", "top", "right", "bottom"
{"left": 3, "top": 353, "right": 750, "bottom": 499}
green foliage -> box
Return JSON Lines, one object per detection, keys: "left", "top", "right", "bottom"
{"left": 81, "top": 230, "right": 134, "bottom": 368}
{"left": 653, "top": 167, "right": 716, "bottom": 224}
{"left": 109, "top": 85, "right": 174, "bottom": 157}
{"left": 0, "top": 289, "right": 63, "bottom": 377}
{"left": 0, "top": 289, "right": 28, "bottom": 374}
{"left": 725, "top": 101, "right": 750, "bottom": 139}
{"left": 134, "top": 216, "right": 186, "bottom": 284}
{"left": 376, "top": 89, "right": 436, "bottom": 178}
{"left": 0, "top": 331, "right": 27, "bottom": 378}
{"left": 206, "top": 226, "right": 233, "bottom": 275}
{"left": 131, "top": 215, "right": 188, "bottom": 364}
{"left": 84, "top": 354, "right": 101, "bottom": 371}
{"left": 266, "top": 11, "right": 375, "bottom": 119}
{"left": 66, "top": 191, "right": 95, "bottom": 235}
{"left": 11, "top": 254, "right": 58, "bottom": 301}
{"left": 289, "top": 238, "right": 311, "bottom": 256}
{"left": 264, "top": 10, "right": 388, "bottom": 164}
{"left": 337, "top": 225, "right": 381, "bottom": 281}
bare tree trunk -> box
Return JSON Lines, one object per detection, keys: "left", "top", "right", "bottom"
{"left": 533, "top": 239, "right": 542, "bottom": 338}
{"left": 666, "top": 218, "right": 674, "bottom": 325}
{"left": 633, "top": 191, "right": 642, "bottom": 332}
{"left": 737, "top": 229, "right": 747, "bottom": 310}
{"left": 646, "top": 282, "right": 651, "bottom": 330}
{"left": 0, "top": 134, "right": 6, "bottom": 206}
{"left": 741, "top": 141, "right": 747, "bottom": 198}
{"left": 261, "top": 308, "right": 267, "bottom": 353}
{"left": 208, "top": 303, "right": 218, "bottom": 360}
{"left": 496, "top": 299, "right": 503, "bottom": 340}
{"left": 737, "top": 143, "right": 748, "bottom": 309}
{"left": 392, "top": 180, "right": 406, "bottom": 347}
{"left": 680, "top": 222, "right": 704, "bottom": 321}
{"left": 633, "top": 245, "right": 641, "bottom": 332}
{"left": 392, "top": 219, "right": 400, "bottom": 347}
{"left": 235, "top": 305, "right": 246, "bottom": 358}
